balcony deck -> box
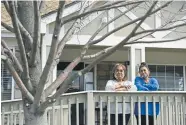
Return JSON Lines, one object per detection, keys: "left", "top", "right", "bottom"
{"left": 1, "top": 91, "right": 186, "bottom": 125}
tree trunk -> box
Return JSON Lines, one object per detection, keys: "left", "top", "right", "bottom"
{"left": 17, "top": 2, "right": 45, "bottom": 124}
{"left": 23, "top": 99, "right": 48, "bottom": 125}
{"left": 17, "top": 1, "right": 42, "bottom": 90}
{"left": 17, "top": 1, "right": 34, "bottom": 52}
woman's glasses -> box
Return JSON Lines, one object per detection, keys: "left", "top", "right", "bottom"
{"left": 115, "top": 69, "right": 124, "bottom": 73}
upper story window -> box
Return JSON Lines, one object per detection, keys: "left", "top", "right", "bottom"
{"left": 148, "top": 65, "right": 184, "bottom": 91}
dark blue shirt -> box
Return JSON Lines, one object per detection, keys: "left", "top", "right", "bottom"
{"left": 134, "top": 76, "right": 160, "bottom": 116}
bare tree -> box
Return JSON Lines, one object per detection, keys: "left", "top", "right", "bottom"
{"left": 1, "top": 1, "right": 186, "bottom": 125}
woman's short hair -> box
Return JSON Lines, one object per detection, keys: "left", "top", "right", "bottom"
{"left": 139, "top": 62, "right": 150, "bottom": 72}
{"left": 112, "top": 63, "right": 127, "bottom": 81}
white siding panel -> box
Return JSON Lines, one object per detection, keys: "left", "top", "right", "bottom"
{"left": 146, "top": 49, "right": 186, "bottom": 65}
{"left": 2, "top": 38, "right": 18, "bottom": 47}
{"left": 79, "top": 12, "right": 108, "bottom": 36}
{"left": 57, "top": 48, "right": 128, "bottom": 62}
{"left": 128, "top": 2, "right": 155, "bottom": 29}
{"left": 164, "top": 25, "right": 186, "bottom": 39}
{"left": 114, "top": 9, "right": 153, "bottom": 38}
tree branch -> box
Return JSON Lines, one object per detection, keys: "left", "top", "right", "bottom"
{"left": 38, "top": 2, "right": 157, "bottom": 111}
{"left": 3, "top": 1, "right": 33, "bottom": 49}
{"left": 84, "top": 1, "right": 100, "bottom": 12}
{"left": 33, "top": 1, "right": 66, "bottom": 109}
{"left": 83, "top": 47, "right": 112, "bottom": 60}
{"left": 92, "top": 1, "right": 124, "bottom": 10}
{"left": 43, "top": 1, "right": 114, "bottom": 97}
{"left": 38, "top": 2, "right": 91, "bottom": 111}
{"left": 84, "top": 2, "right": 183, "bottom": 61}
{"left": 86, "top": 1, "right": 171, "bottom": 46}
{"left": 83, "top": 1, "right": 158, "bottom": 61}
{"left": 135, "top": 22, "right": 186, "bottom": 36}
{"left": 57, "top": 1, "right": 93, "bottom": 54}
{"left": 38, "top": 71, "right": 79, "bottom": 112}
{"left": 39, "top": 1, "right": 44, "bottom": 10}
{"left": 29, "top": 1, "right": 40, "bottom": 66}
{"left": 39, "top": 44, "right": 119, "bottom": 112}
{"left": 8, "top": 1, "right": 33, "bottom": 92}
{"left": 44, "top": 57, "right": 81, "bottom": 97}
{"left": 62, "top": 1, "right": 144, "bottom": 25}
{"left": 2, "top": 55, "right": 34, "bottom": 102}
{"left": 127, "top": 14, "right": 183, "bottom": 44}
{"left": 17, "top": 21, "right": 33, "bottom": 51}
{"left": 83, "top": 35, "right": 186, "bottom": 61}
{"left": 1, "top": 21, "right": 14, "bottom": 32}
{"left": 126, "top": 36, "right": 186, "bottom": 45}
{"left": 80, "top": 3, "right": 142, "bottom": 57}
{"left": 44, "top": 1, "right": 91, "bottom": 98}
{"left": 1, "top": 39, "right": 23, "bottom": 73}
{"left": 37, "top": 1, "right": 173, "bottom": 111}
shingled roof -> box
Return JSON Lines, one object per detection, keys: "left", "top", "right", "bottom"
{"left": 1, "top": 1, "right": 76, "bottom": 26}
{"left": 1, "top": 3, "right": 12, "bottom": 25}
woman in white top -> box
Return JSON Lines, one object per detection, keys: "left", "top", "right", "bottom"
{"left": 105, "top": 63, "right": 137, "bottom": 125}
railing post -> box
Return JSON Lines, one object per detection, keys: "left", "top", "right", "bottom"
{"left": 2, "top": 107, "right": 5, "bottom": 125}
{"left": 87, "top": 92, "right": 95, "bottom": 125}
{"left": 182, "top": 96, "right": 185, "bottom": 125}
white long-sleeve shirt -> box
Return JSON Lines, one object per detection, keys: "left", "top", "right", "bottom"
{"left": 105, "top": 80, "right": 137, "bottom": 114}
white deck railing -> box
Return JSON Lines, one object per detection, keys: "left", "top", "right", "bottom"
{"left": 1, "top": 91, "right": 186, "bottom": 125}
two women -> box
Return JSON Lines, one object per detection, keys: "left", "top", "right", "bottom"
{"left": 105, "top": 63, "right": 137, "bottom": 125}
{"left": 105, "top": 62, "right": 159, "bottom": 125}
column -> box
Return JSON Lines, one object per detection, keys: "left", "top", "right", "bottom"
{"left": 42, "top": 34, "right": 57, "bottom": 92}
{"left": 128, "top": 46, "right": 145, "bottom": 82}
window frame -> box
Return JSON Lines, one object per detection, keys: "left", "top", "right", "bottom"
{"left": 148, "top": 63, "right": 186, "bottom": 91}
{"left": 1, "top": 47, "right": 19, "bottom": 101}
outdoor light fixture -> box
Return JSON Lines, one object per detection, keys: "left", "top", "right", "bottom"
{"left": 124, "top": 61, "right": 130, "bottom": 66}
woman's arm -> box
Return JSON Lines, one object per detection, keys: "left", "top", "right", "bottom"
{"left": 143, "top": 78, "right": 159, "bottom": 91}
{"left": 114, "top": 83, "right": 123, "bottom": 89}
{"left": 115, "top": 87, "right": 128, "bottom": 91}
{"left": 135, "top": 77, "right": 149, "bottom": 91}
{"left": 105, "top": 80, "right": 115, "bottom": 91}
{"left": 127, "top": 81, "right": 137, "bottom": 91}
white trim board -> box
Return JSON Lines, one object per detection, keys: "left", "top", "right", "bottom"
{"left": 118, "top": 7, "right": 158, "bottom": 38}
{"left": 74, "top": 11, "right": 104, "bottom": 34}
{"left": 41, "top": 2, "right": 82, "bottom": 24}
{"left": 41, "top": 1, "right": 95, "bottom": 25}
{"left": 43, "top": 34, "right": 186, "bottom": 49}
{"left": 1, "top": 32, "right": 15, "bottom": 38}
{"left": 108, "top": 9, "right": 115, "bottom": 32}
{"left": 153, "top": 15, "right": 186, "bottom": 39}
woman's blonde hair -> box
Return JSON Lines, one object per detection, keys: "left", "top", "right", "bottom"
{"left": 112, "top": 63, "right": 127, "bottom": 81}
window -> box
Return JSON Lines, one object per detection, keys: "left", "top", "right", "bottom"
{"left": 1, "top": 62, "right": 13, "bottom": 100}
{"left": 148, "top": 65, "right": 184, "bottom": 91}
{"left": 57, "top": 62, "right": 85, "bottom": 91}
{"left": 57, "top": 62, "right": 95, "bottom": 91}
{"left": 96, "top": 62, "right": 128, "bottom": 90}
{"left": 97, "top": 63, "right": 114, "bottom": 90}
{"left": 1, "top": 48, "right": 22, "bottom": 101}
{"left": 84, "top": 64, "right": 94, "bottom": 90}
